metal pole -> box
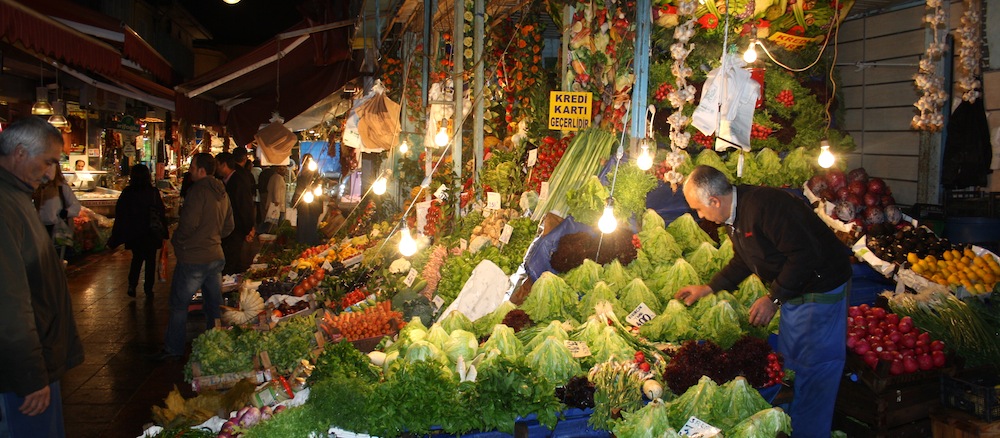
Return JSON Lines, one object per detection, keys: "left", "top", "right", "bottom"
{"left": 473, "top": 0, "right": 485, "bottom": 189}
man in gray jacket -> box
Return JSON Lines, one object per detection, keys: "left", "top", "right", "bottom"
{"left": 0, "top": 117, "right": 84, "bottom": 436}
{"left": 158, "top": 153, "right": 234, "bottom": 360}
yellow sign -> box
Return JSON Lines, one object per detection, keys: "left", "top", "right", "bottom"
{"left": 548, "top": 91, "right": 592, "bottom": 131}
{"left": 767, "top": 32, "right": 826, "bottom": 51}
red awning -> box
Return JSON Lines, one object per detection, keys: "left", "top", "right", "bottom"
{"left": 0, "top": 0, "right": 121, "bottom": 78}
{"left": 176, "top": 19, "right": 358, "bottom": 145}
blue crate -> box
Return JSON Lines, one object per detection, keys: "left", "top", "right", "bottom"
{"left": 515, "top": 409, "right": 611, "bottom": 438}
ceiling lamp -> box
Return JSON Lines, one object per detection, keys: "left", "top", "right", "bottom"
{"left": 48, "top": 100, "right": 68, "bottom": 128}
{"left": 223, "top": 0, "right": 240, "bottom": 4}
{"left": 32, "top": 87, "right": 53, "bottom": 116}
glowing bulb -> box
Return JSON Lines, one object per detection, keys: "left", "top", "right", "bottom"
{"left": 743, "top": 41, "right": 758, "bottom": 63}
{"left": 372, "top": 176, "right": 387, "bottom": 195}
{"left": 636, "top": 143, "right": 653, "bottom": 171}
{"left": 223, "top": 0, "right": 240, "bottom": 4}
{"left": 399, "top": 140, "right": 409, "bottom": 154}
{"left": 398, "top": 226, "right": 417, "bottom": 256}
{"left": 313, "top": 185, "right": 323, "bottom": 196}
{"left": 307, "top": 158, "right": 318, "bottom": 172}
{"left": 597, "top": 200, "right": 618, "bottom": 234}
{"left": 434, "top": 126, "right": 449, "bottom": 148}
{"left": 303, "top": 191, "right": 315, "bottom": 203}
{"left": 818, "top": 141, "right": 835, "bottom": 169}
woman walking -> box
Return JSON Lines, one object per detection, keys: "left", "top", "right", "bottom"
{"left": 108, "top": 164, "right": 169, "bottom": 298}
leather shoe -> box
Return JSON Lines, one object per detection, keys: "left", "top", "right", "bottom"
{"left": 127, "top": 288, "right": 137, "bottom": 298}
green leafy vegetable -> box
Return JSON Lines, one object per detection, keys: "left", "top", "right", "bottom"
{"left": 641, "top": 209, "right": 666, "bottom": 233}
{"left": 465, "top": 356, "right": 563, "bottom": 433}
{"left": 619, "top": 278, "right": 662, "bottom": 314}
{"left": 666, "top": 375, "right": 720, "bottom": 428}
{"left": 639, "top": 299, "right": 696, "bottom": 343}
{"left": 601, "top": 259, "right": 634, "bottom": 292}
{"left": 590, "top": 325, "right": 637, "bottom": 365}
{"left": 566, "top": 176, "right": 609, "bottom": 225}
{"left": 686, "top": 241, "right": 722, "bottom": 283}
{"left": 612, "top": 164, "right": 658, "bottom": 222}
{"left": 368, "top": 360, "right": 473, "bottom": 437}
{"left": 666, "top": 213, "right": 713, "bottom": 254}
{"left": 524, "top": 320, "right": 571, "bottom": 353}
{"left": 659, "top": 258, "right": 703, "bottom": 299}
{"left": 714, "top": 377, "right": 772, "bottom": 433}
{"left": 439, "top": 309, "right": 474, "bottom": 334}
{"left": 698, "top": 300, "right": 746, "bottom": 349}
{"left": 563, "top": 259, "right": 604, "bottom": 293}
{"left": 473, "top": 301, "right": 517, "bottom": 338}
{"left": 612, "top": 400, "right": 680, "bottom": 438}
{"left": 481, "top": 324, "right": 524, "bottom": 359}
{"left": 309, "top": 340, "right": 380, "bottom": 385}
{"left": 445, "top": 329, "right": 480, "bottom": 364}
{"left": 521, "top": 272, "right": 580, "bottom": 324}
{"left": 578, "top": 281, "right": 623, "bottom": 318}
{"left": 526, "top": 336, "right": 583, "bottom": 386}
{"left": 728, "top": 407, "right": 793, "bottom": 438}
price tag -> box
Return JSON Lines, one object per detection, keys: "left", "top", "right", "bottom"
{"left": 678, "top": 416, "right": 721, "bottom": 438}
{"left": 432, "top": 295, "right": 445, "bottom": 311}
{"left": 564, "top": 340, "right": 592, "bottom": 358}
{"left": 404, "top": 268, "right": 418, "bottom": 287}
{"left": 287, "top": 270, "right": 299, "bottom": 281}
{"left": 895, "top": 277, "right": 906, "bottom": 294}
{"left": 434, "top": 184, "right": 449, "bottom": 200}
{"left": 459, "top": 238, "right": 468, "bottom": 251}
{"left": 626, "top": 303, "right": 657, "bottom": 327}
{"left": 322, "top": 260, "right": 333, "bottom": 271}
{"left": 539, "top": 181, "right": 550, "bottom": 201}
{"left": 487, "top": 192, "right": 502, "bottom": 210}
{"left": 499, "top": 224, "right": 514, "bottom": 245}
{"left": 343, "top": 254, "right": 363, "bottom": 268}
{"left": 527, "top": 149, "right": 538, "bottom": 167}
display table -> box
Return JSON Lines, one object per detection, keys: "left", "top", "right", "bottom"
{"left": 75, "top": 187, "right": 121, "bottom": 218}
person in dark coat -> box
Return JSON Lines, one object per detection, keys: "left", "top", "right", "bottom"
{"left": 292, "top": 153, "right": 323, "bottom": 246}
{"left": 216, "top": 152, "right": 256, "bottom": 274}
{"left": 108, "top": 164, "right": 168, "bottom": 298}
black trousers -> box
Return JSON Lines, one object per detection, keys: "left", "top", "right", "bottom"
{"left": 128, "top": 246, "right": 159, "bottom": 294}
{"left": 221, "top": 234, "right": 249, "bottom": 275}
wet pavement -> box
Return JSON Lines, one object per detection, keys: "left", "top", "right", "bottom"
{"left": 61, "top": 246, "right": 198, "bottom": 438}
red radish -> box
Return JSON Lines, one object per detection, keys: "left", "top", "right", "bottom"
{"left": 885, "top": 313, "right": 899, "bottom": 325}
{"left": 898, "top": 316, "right": 914, "bottom": 334}
{"left": 918, "top": 332, "right": 931, "bottom": 344}
{"left": 930, "top": 340, "right": 945, "bottom": 351}
{"left": 917, "top": 353, "right": 934, "bottom": 371}
{"left": 900, "top": 332, "right": 916, "bottom": 348}
{"left": 889, "top": 359, "right": 904, "bottom": 375}
{"left": 854, "top": 339, "right": 871, "bottom": 355}
{"left": 863, "top": 351, "right": 879, "bottom": 369}
{"left": 849, "top": 306, "right": 861, "bottom": 318}
{"left": 871, "top": 307, "right": 887, "bottom": 320}
{"left": 903, "top": 357, "right": 919, "bottom": 373}
{"left": 932, "top": 350, "right": 947, "bottom": 368}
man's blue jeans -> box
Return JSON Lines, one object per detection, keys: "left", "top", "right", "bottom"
{"left": 0, "top": 381, "right": 64, "bottom": 438}
{"left": 164, "top": 259, "right": 225, "bottom": 356}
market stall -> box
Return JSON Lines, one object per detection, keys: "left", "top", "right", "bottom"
{"left": 139, "top": 0, "right": 998, "bottom": 435}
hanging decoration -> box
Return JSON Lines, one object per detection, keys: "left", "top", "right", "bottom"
{"left": 911, "top": 0, "right": 949, "bottom": 131}
{"left": 954, "top": 0, "right": 982, "bottom": 103}
{"left": 494, "top": 14, "right": 547, "bottom": 140}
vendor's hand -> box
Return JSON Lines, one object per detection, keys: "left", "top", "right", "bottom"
{"left": 245, "top": 229, "right": 256, "bottom": 243}
{"left": 748, "top": 296, "right": 779, "bottom": 327}
{"left": 675, "top": 285, "right": 713, "bottom": 306}
{"left": 19, "top": 385, "right": 51, "bottom": 416}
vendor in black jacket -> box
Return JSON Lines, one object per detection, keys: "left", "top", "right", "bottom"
{"left": 675, "top": 165, "right": 851, "bottom": 438}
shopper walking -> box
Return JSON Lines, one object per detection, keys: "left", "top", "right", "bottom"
{"left": 107, "top": 164, "right": 169, "bottom": 298}
{"left": 675, "top": 165, "right": 851, "bottom": 438}
{"left": 157, "top": 153, "right": 233, "bottom": 361}
{"left": 216, "top": 152, "right": 256, "bottom": 275}
{"left": 0, "top": 116, "right": 84, "bottom": 437}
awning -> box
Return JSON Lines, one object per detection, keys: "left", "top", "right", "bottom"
{"left": 0, "top": 0, "right": 121, "bottom": 78}
{"left": 176, "top": 18, "right": 359, "bottom": 145}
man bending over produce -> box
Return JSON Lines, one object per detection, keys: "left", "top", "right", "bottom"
{"left": 675, "top": 165, "right": 851, "bottom": 438}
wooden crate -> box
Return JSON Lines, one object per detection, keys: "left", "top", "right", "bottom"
{"left": 836, "top": 373, "right": 941, "bottom": 430}
{"left": 931, "top": 408, "right": 1000, "bottom": 438}
{"left": 844, "top": 352, "right": 953, "bottom": 394}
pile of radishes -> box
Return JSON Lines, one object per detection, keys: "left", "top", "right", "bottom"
{"left": 806, "top": 167, "right": 903, "bottom": 231}
{"left": 847, "top": 304, "right": 947, "bottom": 375}
{"left": 218, "top": 405, "right": 286, "bottom": 438}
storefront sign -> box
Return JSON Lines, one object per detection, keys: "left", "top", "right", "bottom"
{"left": 767, "top": 32, "right": 825, "bottom": 51}
{"left": 548, "top": 91, "right": 592, "bottom": 131}
{"left": 113, "top": 115, "right": 141, "bottom": 135}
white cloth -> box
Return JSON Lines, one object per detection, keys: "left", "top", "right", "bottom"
{"left": 38, "top": 182, "right": 81, "bottom": 226}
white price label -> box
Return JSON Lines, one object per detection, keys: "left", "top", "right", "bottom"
{"left": 625, "top": 303, "right": 657, "bottom": 327}
{"left": 431, "top": 295, "right": 445, "bottom": 311}
{"left": 527, "top": 149, "right": 538, "bottom": 167}
{"left": 459, "top": 238, "right": 468, "bottom": 251}
{"left": 434, "top": 184, "right": 448, "bottom": 200}
{"left": 539, "top": 181, "right": 550, "bottom": 201}
{"left": 487, "top": 192, "right": 502, "bottom": 210}
{"left": 287, "top": 270, "right": 299, "bottom": 280}
{"left": 564, "top": 340, "right": 592, "bottom": 358}
{"left": 343, "top": 254, "right": 364, "bottom": 267}
{"left": 499, "top": 224, "right": 514, "bottom": 244}
{"left": 322, "top": 261, "right": 334, "bottom": 271}
{"left": 404, "top": 268, "right": 418, "bottom": 287}
{"left": 678, "top": 416, "right": 721, "bottom": 438}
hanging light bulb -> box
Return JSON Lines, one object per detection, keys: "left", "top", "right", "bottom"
{"left": 32, "top": 87, "right": 53, "bottom": 116}
{"left": 818, "top": 140, "right": 835, "bottom": 169}
{"left": 372, "top": 175, "right": 388, "bottom": 195}
{"left": 636, "top": 140, "right": 654, "bottom": 171}
{"left": 398, "top": 225, "right": 417, "bottom": 256}
{"left": 307, "top": 158, "right": 318, "bottom": 172}
{"left": 743, "top": 40, "right": 758, "bottom": 63}
{"left": 597, "top": 198, "right": 618, "bottom": 234}
{"left": 313, "top": 185, "right": 323, "bottom": 196}
{"left": 48, "top": 100, "right": 67, "bottom": 128}
{"left": 223, "top": 0, "right": 241, "bottom": 3}
{"left": 303, "top": 191, "right": 315, "bottom": 203}
{"left": 399, "top": 139, "right": 409, "bottom": 154}
{"left": 434, "top": 124, "right": 450, "bottom": 148}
